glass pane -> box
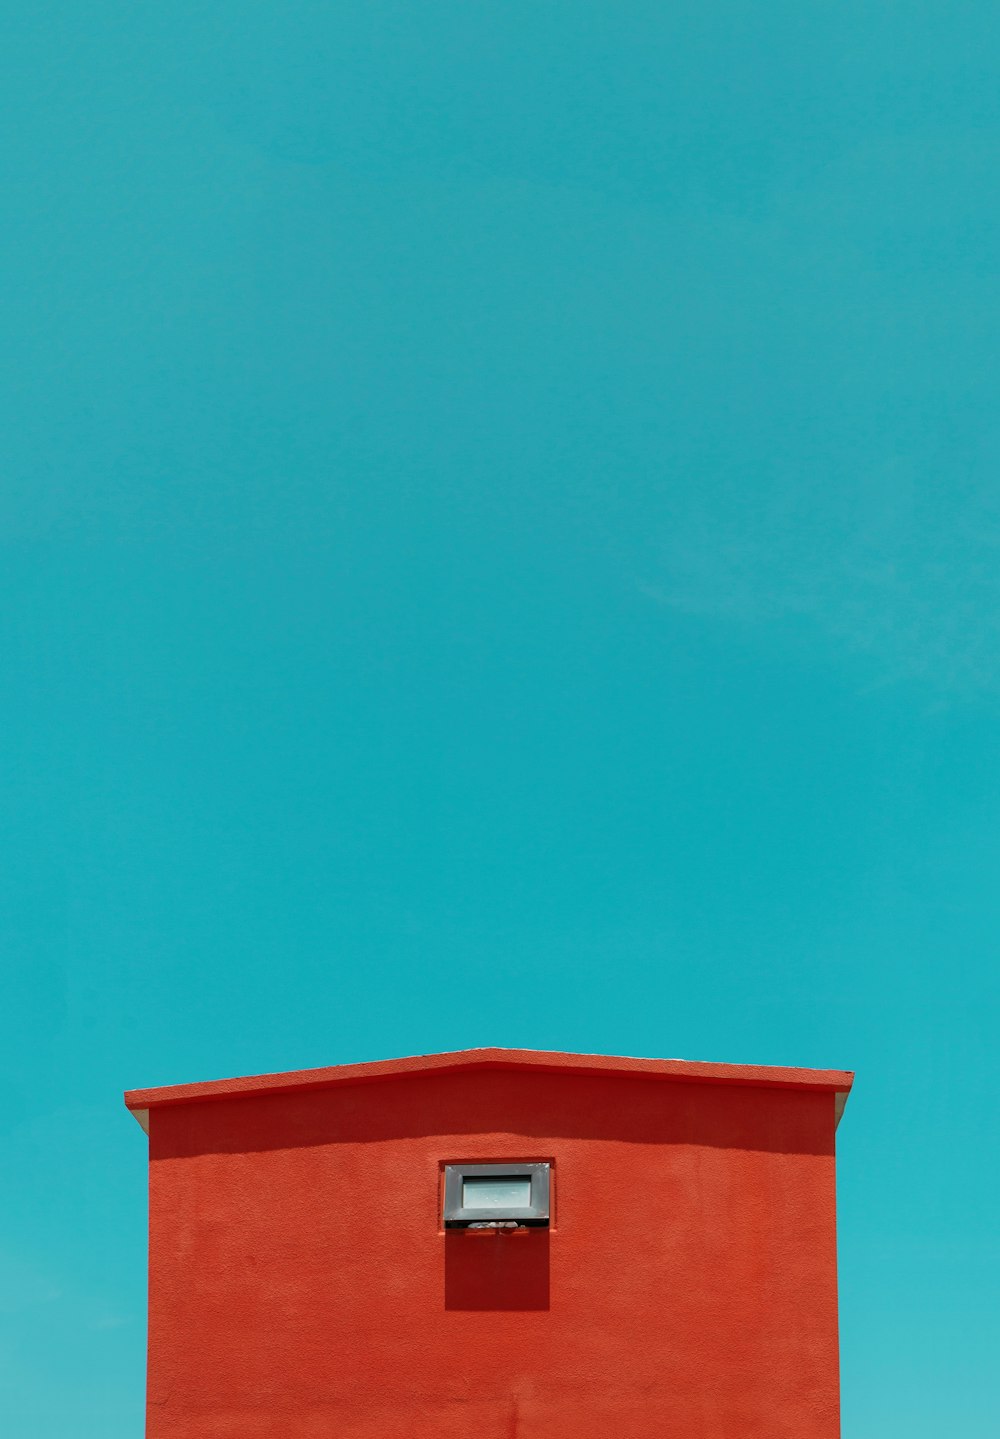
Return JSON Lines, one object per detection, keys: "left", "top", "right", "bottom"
{"left": 462, "top": 1175, "right": 532, "bottom": 1209}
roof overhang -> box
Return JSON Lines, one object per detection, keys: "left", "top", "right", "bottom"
{"left": 125, "top": 1047, "right": 853, "bottom": 1135}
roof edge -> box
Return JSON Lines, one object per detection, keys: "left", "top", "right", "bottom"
{"left": 125, "top": 1047, "right": 853, "bottom": 1124}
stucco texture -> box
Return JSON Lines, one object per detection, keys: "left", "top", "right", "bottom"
{"left": 144, "top": 1066, "right": 841, "bottom": 1438}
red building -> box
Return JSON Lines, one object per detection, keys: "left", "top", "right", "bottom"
{"left": 125, "top": 1047, "right": 853, "bottom": 1438}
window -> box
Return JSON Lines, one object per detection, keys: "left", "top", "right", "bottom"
{"left": 443, "top": 1162, "right": 550, "bottom": 1227}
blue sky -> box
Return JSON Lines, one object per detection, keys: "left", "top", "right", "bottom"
{"left": 2, "top": 3, "right": 998, "bottom": 1433}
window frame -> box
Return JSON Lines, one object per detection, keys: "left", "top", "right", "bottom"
{"left": 442, "top": 1161, "right": 550, "bottom": 1227}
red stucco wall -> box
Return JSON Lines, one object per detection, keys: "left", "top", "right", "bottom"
{"left": 145, "top": 1066, "right": 841, "bottom": 1438}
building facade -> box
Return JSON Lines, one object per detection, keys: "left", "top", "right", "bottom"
{"left": 126, "top": 1047, "right": 853, "bottom": 1438}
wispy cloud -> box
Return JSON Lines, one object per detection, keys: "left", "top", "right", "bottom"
{"left": 642, "top": 460, "right": 1000, "bottom": 697}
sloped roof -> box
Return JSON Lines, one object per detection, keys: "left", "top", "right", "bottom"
{"left": 125, "top": 1047, "right": 853, "bottom": 1135}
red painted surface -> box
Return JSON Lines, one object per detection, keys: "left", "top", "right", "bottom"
{"left": 128, "top": 1051, "right": 852, "bottom": 1439}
